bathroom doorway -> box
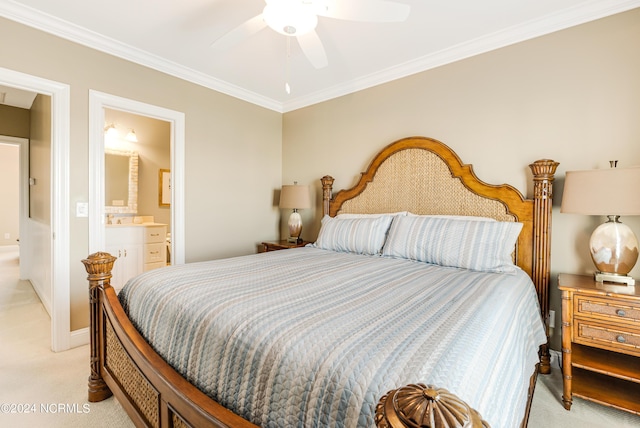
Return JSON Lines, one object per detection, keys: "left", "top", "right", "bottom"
{"left": 88, "top": 91, "right": 185, "bottom": 268}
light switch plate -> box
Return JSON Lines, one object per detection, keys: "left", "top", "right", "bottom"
{"left": 76, "top": 202, "right": 89, "bottom": 217}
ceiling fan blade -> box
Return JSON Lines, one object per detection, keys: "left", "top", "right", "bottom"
{"left": 296, "top": 30, "right": 328, "bottom": 69}
{"left": 315, "top": 0, "right": 410, "bottom": 23}
{"left": 211, "top": 14, "right": 267, "bottom": 50}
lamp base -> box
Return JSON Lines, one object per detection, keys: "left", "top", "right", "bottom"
{"left": 595, "top": 271, "right": 635, "bottom": 286}
{"left": 287, "top": 237, "right": 302, "bottom": 244}
{"left": 589, "top": 215, "right": 638, "bottom": 285}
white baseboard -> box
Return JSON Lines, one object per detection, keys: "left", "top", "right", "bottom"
{"left": 30, "top": 278, "right": 52, "bottom": 317}
{"left": 70, "top": 327, "right": 89, "bottom": 348}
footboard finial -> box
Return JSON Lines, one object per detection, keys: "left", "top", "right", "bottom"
{"left": 82, "top": 252, "right": 117, "bottom": 402}
{"left": 376, "top": 383, "right": 489, "bottom": 428}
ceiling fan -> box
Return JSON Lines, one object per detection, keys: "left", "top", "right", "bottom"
{"left": 211, "top": 0, "right": 411, "bottom": 70}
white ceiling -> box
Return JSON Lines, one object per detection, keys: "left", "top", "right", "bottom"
{"left": 1, "top": 0, "right": 638, "bottom": 112}
{"left": 0, "top": 84, "right": 37, "bottom": 109}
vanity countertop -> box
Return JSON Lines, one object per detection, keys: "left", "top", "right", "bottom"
{"left": 106, "top": 222, "right": 167, "bottom": 227}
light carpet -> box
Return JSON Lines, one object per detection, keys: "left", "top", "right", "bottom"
{"left": 0, "top": 246, "right": 638, "bottom": 427}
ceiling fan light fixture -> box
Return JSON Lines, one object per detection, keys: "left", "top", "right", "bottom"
{"left": 263, "top": 1, "right": 318, "bottom": 36}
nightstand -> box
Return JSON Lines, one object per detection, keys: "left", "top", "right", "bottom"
{"left": 558, "top": 273, "right": 640, "bottom": 415}
{"left": 261, "top": 240, "right": 310, "bottom": 252}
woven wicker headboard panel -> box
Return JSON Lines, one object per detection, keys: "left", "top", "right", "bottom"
{"left": 337, "top": 148, "right": 515, "bottom": 222}
{"left": 321, "top": 136, "right": 557, "bottom": 291}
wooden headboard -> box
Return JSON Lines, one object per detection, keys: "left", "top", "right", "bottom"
{"left": 321, "top": 136, "right": 558, "bottom": 372}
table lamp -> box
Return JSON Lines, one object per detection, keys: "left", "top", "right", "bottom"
{"left": 279, "top": 182, "right": 311, "bottom": 243}
{"left": 561, "top": 163, "right": 640, "bottom": 285}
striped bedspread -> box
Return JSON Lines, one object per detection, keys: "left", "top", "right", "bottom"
{"left": 120, "top": 247, "right": 546, "bottom": 428}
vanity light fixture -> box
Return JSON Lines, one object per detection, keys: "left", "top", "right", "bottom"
{"left": 126, "top": 129, "right": 138, "bottom": 143}
{"left": 104, "top": 123, "right": 119, "bottom": 138}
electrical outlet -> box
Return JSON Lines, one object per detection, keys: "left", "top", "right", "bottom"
{"left": 3, "top": 233, "right": 9, "bottom": 240}
{"left": 549, "top": 310, "right": 556, "bottom": 329}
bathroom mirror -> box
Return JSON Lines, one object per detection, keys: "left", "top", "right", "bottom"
{"left": 105, "top": 149, "right": 138, "bottom": 214}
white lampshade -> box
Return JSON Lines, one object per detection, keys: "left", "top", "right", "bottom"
{"left": 280, "top": 183, "right": 311, "bottom": 242}
{"left": 561, "top": 167, "right": 640, "bottom": 216}
{"left": 561, "top": 166, "right": 640, "bottom": 285}
{"left": 279, "top": 184, "right": 311, "bottom": 210}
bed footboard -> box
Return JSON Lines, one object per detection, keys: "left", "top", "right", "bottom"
{"left": 82, "top": 251, "right": 537, "bottom": 428}
{"left": 82, "top": 252, "right": 259, "bottom": 428}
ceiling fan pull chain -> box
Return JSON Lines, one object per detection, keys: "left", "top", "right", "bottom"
{"left": 285, "top": 37, "right": 291, "bottom": 94}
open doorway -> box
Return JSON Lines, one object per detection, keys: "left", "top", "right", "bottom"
{"left": 0, "top": 136, "right": 28, "bottom": 282}
{"left": 0, "top": 67, "right": 71, "bottom": 352}
{"left": 0, "top": 140, "right": 22, "bottom": 253}
{"left": 102, "top": 109, "right": 172, "bottom": 290}
{"left": 88, "top": 91, "right": 185, "bottom": 269}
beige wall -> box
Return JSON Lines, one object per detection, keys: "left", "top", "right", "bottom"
{"left": 0, "top": 104, "right": 29, "bottom": 138}
{"left": 0, "top": 17, "right": 282, "bottom": 330}
{"left": 0, "top": 143, "right": 19, "bottom": 246}
{"left": 29, "top": 94, "right": 51, "bottom": 224}
{"left": 283, "top": 9, "right": 640, "bottom": 350}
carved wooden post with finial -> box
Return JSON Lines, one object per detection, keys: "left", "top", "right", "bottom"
{"left": 321, "top": 175, "right": 335, "bottom": 216}
{"left": 81, "top": 251, "right": 117, "bottom": 402}
{"left": 529, "top": 159, "right": 559, "bottom": 375}
{"left": 376, "top": 383, "right": 489, "bottom": 428}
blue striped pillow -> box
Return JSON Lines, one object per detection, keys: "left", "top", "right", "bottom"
{"left": 382, "top": 215, "right": 522, "bottom": 273}
{"left": 314, "top": 215, "right": 394, "bottom": 255}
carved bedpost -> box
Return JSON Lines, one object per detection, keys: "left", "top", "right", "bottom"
{"left": 81, "top": 251, "right": 117, "bottom": 402}
{"left": 321, "top": 175, "right": 335, "bottom": 217}
{"left": 376, "top": 383, "right": 489, "bottom": 428}
{"left": 529, "top": 159, "right": 559, "bottom": 375}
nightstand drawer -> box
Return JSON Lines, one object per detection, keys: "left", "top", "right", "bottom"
{"left": 261, "top": 240, "right": 310, "bottom": 252}
{"left": 574, "top": 319, "right": 640, "bottom": 356}
{"left": 574, "top": 295, "right": 640, "bottom": 324}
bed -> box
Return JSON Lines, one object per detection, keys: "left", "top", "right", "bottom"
{"left": 82, "top": 136, "right": 559, "bottom": 428}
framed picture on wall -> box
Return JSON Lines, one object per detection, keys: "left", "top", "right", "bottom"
{"left": 159, "top": 169, "right": 170, "bottom": 207}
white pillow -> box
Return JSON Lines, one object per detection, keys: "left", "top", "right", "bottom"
{"left": 382, "top": 215, "right": 522, "bottom": 273}
{"left": 314, "top": 215, "right": 394, "bottom": 255}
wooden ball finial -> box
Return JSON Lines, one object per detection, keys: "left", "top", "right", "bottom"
{"left": 375, "top": 383, "right": 490, "bottom": 428}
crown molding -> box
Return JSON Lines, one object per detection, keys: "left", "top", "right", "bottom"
{"left": 282, "top": 0, "right": 640, "bottom": 112}
{"left": 2, "top": 0, "right": 638, "bottom": 114}
{"left": 0, "top": 0, "right": 283, "bottom": 112}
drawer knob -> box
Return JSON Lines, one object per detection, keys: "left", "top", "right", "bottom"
{"left": 616, "top": 309, "right": 626, "bottom": 317}
{"left": 616, "top": 335, "right": 626, "bottom": 343}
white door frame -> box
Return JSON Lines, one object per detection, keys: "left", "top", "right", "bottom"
{"left": 0, "top": 67, "right": 71, "bottom": 352}
{"left": 0, "top": 136, "right": 29, "bottom": 279}
{"left": 88, "top": 90, "right": 185, "bottom": 264}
